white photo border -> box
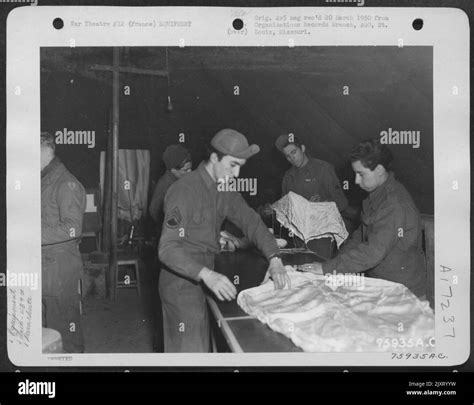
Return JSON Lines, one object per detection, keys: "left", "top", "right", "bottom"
{"left": 6, "top": 6, "right": 470, "bottom": 367}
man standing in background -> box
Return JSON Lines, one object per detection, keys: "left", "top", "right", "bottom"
{"left": 41, "top": 131, "right": 86, "bottom": 353}
{"left": 148, "top": 143, "right": 192, "bottom": 352}
{"left": 149, "top": 144, "right": 192, "bottom": 232}
{"left": 275, "top": 134, "right": 349, "bottom": 212}
{"left": 263, "top": 134, "right": 355, "bottom": 258}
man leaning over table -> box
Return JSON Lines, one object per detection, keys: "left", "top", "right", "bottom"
{"left": 158, "top": 128, "right": 291, "bottom": 352}
{"left": 300, "top": 138, "right": 426, "bottom": 298}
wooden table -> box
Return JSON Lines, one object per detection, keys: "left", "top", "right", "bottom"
{"left": 208, "top": 249, "right": 323, "bottom": 352}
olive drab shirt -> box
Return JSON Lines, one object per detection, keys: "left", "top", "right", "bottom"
{"left": 149, "top": 171, "right": 178, "bottom": 225}
{"left": 41, "top": 157, "right": 86, "bottom": 246}
{"left": 159, "top": 162, "right": 280, "bottom": 283}
{"left": 282, "top": 157, "right": 348, "bottom": 212}
{"left": 322, "top": 173, "right": 426, "bottom": 297}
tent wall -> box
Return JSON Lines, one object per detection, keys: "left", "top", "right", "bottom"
{"left": 41, "top": 46, "right": 433, "bottom": 214}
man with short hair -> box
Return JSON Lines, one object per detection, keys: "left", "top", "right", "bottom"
{"left": 301, "top": 139, "right": 426, "bottom": 297}
{"left": 149, "top": 144, "right": 192, "bottom": 228}
{"left": 275, "top": 135, "right": 349, "bottom": 211}
{"left": 265, "top": 135, "right": 352, "bottom": 258}
{"left": 159, "top": 128, "right": 290, "bottom": 352}
{"left": 148, "top": 144, "right": 192, "bottom": 352}
{"left": 41, "top": 131, "right": 86, "bottom": 353}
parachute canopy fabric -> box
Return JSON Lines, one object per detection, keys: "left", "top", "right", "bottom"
{"left": 237, "top": 268, "right": 435, "bottom": 352}
{"left": 271, "top": 191, "right": 348, "bottom": 247}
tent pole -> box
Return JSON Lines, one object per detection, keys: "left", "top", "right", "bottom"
{"left": 90, "top": 47, "right": 168, "bottom": 299}
{"left": 108, "top": 47, "right": 120, "bottom": 301}
{"left": 102, "top": 109, "right": 112, "bottom": 257}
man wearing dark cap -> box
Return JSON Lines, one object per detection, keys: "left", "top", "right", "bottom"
{"left": 41, "top": 132, "right": 86, "bottom": 353}
{"left": 149, "top": 144, "right": 192, "bottom": 228}
{"left": 159, "top": 129, "right": 290, "bottom": 352}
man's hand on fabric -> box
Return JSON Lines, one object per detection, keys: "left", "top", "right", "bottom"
{"left": 262, "top": 257, "right": 291, "bottom": 289}
{"left": 198, "top": 268, "right": 237, "bottom": 301}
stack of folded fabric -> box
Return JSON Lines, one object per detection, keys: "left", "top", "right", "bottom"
{"left": 271, "top": 192, "right": 348, "bottom": 248}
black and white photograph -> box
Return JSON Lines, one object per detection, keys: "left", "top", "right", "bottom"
{"left": 39, "top": 44, "right": 435, "bottom": 355}
{"left": 5, "top": 6, "right": 470, "bottom": 369}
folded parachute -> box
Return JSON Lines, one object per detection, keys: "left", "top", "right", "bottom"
{"left": 237, "top": 268, "right": 435, "bottom": 352}
{"left": 271, "top": 191, "right": 348, "bottom": 248}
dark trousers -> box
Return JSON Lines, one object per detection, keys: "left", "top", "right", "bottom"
{"left": 42, "top": 244, "right": 84, "bottom": 353}
{"left": 151, "top": 255, "right": 164, "bottom": 352}
{"left": 159, "top": 271, "right": 210, "bottom": 353}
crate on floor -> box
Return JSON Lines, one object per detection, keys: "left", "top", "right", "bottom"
{"left": 116, "top": 257, "right": 141, "bottom": 297}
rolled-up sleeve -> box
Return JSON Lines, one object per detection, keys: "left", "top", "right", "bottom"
{"left": 225, "top": 193, "right": 280, "bottom": 260}
{"left": 158, "top": 184, "right": 204, "bottom": 281}
{"left": 322, "top": 199, "right": 403, "bottom": 274}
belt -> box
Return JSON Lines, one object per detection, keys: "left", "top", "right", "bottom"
{"left": 42, "top": 238, "right": 80, "bottom": 249}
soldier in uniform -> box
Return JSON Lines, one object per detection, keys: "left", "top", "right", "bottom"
{"left": 158, "top": 129, "right": 290, "bottom": 352}
{"left": 300, "top": 138, "right": 426, "bottom": 298}
{"left": 275, "top": 134, "right": 349, "bottom": 212}
{"left": 263, "top": 135, "right": 353, "bottom": 258}
{"left": 149, "top": 144, "right": 192, "bottom": 230}
{"left": 148, "top": 144, "right": 192, "bottom": 352}
{"left": 41, "top": 132, "right": 86, "bottom": 352}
